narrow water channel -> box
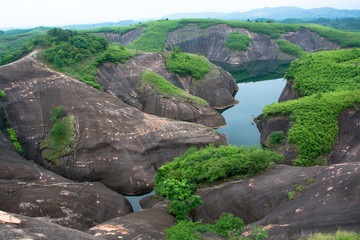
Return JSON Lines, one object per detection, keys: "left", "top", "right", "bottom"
{"left": 217, "top": 78, "right": 286, "bottom": 146}
{"left": 126, "top": 78, "right": 286, "bottom": 211}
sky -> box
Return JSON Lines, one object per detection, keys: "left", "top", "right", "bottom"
{"left": 1, "top": 0, "right": 359, "bottom": 29}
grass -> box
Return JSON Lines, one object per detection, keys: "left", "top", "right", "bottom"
{"left": 277, "top": 39, "right": 305, "bottom": 57}
{"left": 226, "top": 32, "right": 251, "bottom": 51}
{"left": 139, "top": 71, "right": 208, "bottom": 106}
{"left": 303, "top": 229, "right": 360, "bottom": 240}
{"left": 0, "top": 90, "right": 6, "bottom": 101}
{"left": 40, "top": 115, "right": 77, "bottom": 167}
{"left": 164, "top": 49, "right": 211, "bottom": 80}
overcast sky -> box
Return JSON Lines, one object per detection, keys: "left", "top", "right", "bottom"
{"left": 1, "top": 0, "right": 359, "bottom": 29}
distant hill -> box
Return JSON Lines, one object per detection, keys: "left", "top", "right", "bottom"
{"left": 62, "top": 20, "right": 138, "bottom": 30}
{"left": 164, "top": 7, "right": 360, "bottom": 20}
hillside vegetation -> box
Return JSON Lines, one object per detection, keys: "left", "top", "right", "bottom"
{"left": 91, "top": 19, "right": 360, "bottom": 52}
{"left": 263, "top": 48, "right": 360, "bottom": 166}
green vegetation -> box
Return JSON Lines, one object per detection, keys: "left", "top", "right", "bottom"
{"left": 7, "top": 128, "right": 24, "bottom": 156}
{"left": 288, "top": 191, "right": 295, "bottom": 200}
{"left": 264, "top": 90, "right": 360, "bottom": 166}
{"left": 165, "top": 213, "right": 268, "bottom": 240}
{"left": 303, "top": 229, "right": 360, "bottom": 240}
{"left": 164, "top": 47, "right": 211, "bottom": 80}
{"left": 277, "top": 40, "right": 305, "bottom": 57}
{"left": 154, "top": 144, "right": 283, "bottom": 187}
{"left": 285, "top": 48, "right": 360, "bottom": 97}
{"left": 139, "top": 71, "right": 208, "bottom": 106}
{"left": 226, "top": 32, "right": 251, "bottom": 51}
{"left": 263, "top": 48, "right": 360, "bottom": 166}
{"left": 306, "top": 177, "right": 315, "bottom": 185}
{"left": 0, "top": 27, "right": 48, "bottom": 65}
{"left": 40, "top": 106, "right": 77, "bottom": 167}
{"left": 36, "top": 28, "right": 135, "bottom": 90}
{"left": 50, "top": 105, "right": 65, "bottom": 123}
{"left": 93, "top": 19, "right": 360, "bottom": 52}
{"left": 268, "top": 131, "right": 286, "bottom": 146}
{"left": 0, "top": 90, "right": 6, "bottom": 101}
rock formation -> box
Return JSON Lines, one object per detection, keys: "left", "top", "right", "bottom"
{"left": 87, "top": 208, "right": 176, "bottom": 239}
{"left": 0, "top": 55, "right": 226, "bottom": 195}
{"left": 96, "top": 52, "right": 238, "bottom": 127}
{"left": 193, "top": 163, "right": 360, "bottom": 239}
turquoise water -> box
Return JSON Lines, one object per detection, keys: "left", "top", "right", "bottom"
{"left": 217, "top": 78, "right": 286, "bottom": 146}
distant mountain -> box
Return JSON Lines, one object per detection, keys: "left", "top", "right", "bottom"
{"left": 164, "top": 7, "right": 360, "bottom": 20}
{"left": 62, "top": 20, "right": 138, "bottom": 30}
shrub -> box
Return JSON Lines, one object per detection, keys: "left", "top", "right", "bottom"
{"left": 213, "top": 213, "right": 244, "bottom": 238}
{"left": 288, "top": 191, "right": 295, "bottom": 200}
{"left": 165, "top": 220, "right": 204, "bottom": 240}
{"left": 306, "top": 177, "right": 315, "bottom": 185}
{"left": 226, "top": 32, "right": 252, "bottom": 51}
{"left": 268, "top": 131, "right": 286, "bottom": 146}
{"left": 164, "top": 50, "right": 211, "bottom": 80}
{"left": 139, "top": 71, "right": 208, "bottom": 106}
{"left": 50, "top": 105, "right": 65, "bottom": 123}
{"left": 277, "top": 40, "right": 305, "bottom": 57}
{"left": 40, "top": 115, "right": 76, "bottom": 167}
{"left": 7, "top": 128, "right": 24, "bottom": 156}
{"left": 0, "top": 90, "right": 6, "bottom": 101}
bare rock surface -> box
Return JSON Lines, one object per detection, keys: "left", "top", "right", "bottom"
{"left": 0, "top": 135, "right": 133, "bottom": 231}
{"left": 0, "top": 210, "right": 102, "bottom": 240}
{"left": 278, "top": 80, "right": 301, "bottom": 102}
{"left": 97, "top": 27, "right": 145, "bottom": 47}
{"left": 0, "top": 55, "right": 226, "bottom": 195}
{"left": 193, "top": 163, "right": 360, "bottom": 239}
{"left": 87, "top": 208, "right": 176, "bottom": 240}
{"left": 96, "top": 52, "right": 238, "bottom": 126}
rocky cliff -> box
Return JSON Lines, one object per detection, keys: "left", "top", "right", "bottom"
{"left": 0, "top": 54, "right": 226, "bottom": 195}
{"left": 95, "top": 52, "right": 238, "bottom": 127}
{"left": 97, "top": 27, "right": 145, "bottom": 47}
{"left": 166, "top": 24, "right": 340, "bottom": 64}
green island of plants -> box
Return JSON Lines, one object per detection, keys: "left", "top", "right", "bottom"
{"left": 164, "top": 47, "right": 211, "bottom": 80}
{"left": 226, "top": 32, "right": 252, "bottom": 51}
{"left": 36, "top": 28, "right": 135, "bottom": 90}
{"left": 0, "top": 90, "right": 6, "bottom": 101}
{"left": 139, "top": 71, "right": 208, "bottom": 106}
{"left": 40, "top": 105, "right": 77, "bottom": 167}
{"left": 155, "top": 144, "right": 280, "bottom": 239}
{"left": 263, "top": 48, "right": 360, "bottom": 166}
{"left": 277, "top": 39, "right": 305, "bottom": 57}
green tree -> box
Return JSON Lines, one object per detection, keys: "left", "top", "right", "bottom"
{"left": 53, "top": 55, "right": 63, "bottom": 68}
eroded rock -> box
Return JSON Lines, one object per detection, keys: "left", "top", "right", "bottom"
{"left": 87, "top": 208, "right": 176, "bottom": 239}
{"left": 0, "top": 56, "right": 226, "bottom": 195}
{"left": 192, "top": 163, "right": 360, "bottom": 239}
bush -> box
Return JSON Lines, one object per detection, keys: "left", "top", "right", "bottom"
{"left": 213, "top": 213, "right": 244, "bottom": 238}
{"left": 165, "top": 221, "right": 204, "bottom": 240}
{"left": 164, "top": 50, "right": 211, "bottom": 80}
{"left": 0, "top": 90, "right": 6, "bottom": 101}
{"left": 277, "top": 40, "right": 305, "bottom": 57}
{"left": 6, "top": 128, "right": 24, "bottom": 156}
{"left": 40, "top": 115, "right": 76, "bottom": 167}
{"left": 226, "top": 32, "right": 252, "bottom": 51}
{"left": 154, "top": 144, "right": 283, "bottom": 187}
{"left": 50, "top": 105, "right": 65, "bottom": 123}
{"left": 268, "top": 131, "right": 286, "bottom": 146}
{"left": 139, "top": 71, "right": 208, "bottom": 106}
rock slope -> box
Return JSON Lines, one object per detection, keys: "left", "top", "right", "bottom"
{"left": 193, "top": 163, "right": 360, "bottom": 239}
{"left": 0, "top": 55, "right": 226, "bottom": 195}
{"left": 96, "top": 52, "right": 238, "bottom": 127}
